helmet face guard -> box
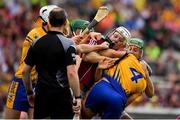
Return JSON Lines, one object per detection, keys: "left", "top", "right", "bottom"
{"left": 104, "top": 26, "right": 131, "bottom": 48}
{"left": 104, "top": 28, "right": 116, "bottom": 48}
{"left": 103, "top": 35, "right": 115, "bottom": 48}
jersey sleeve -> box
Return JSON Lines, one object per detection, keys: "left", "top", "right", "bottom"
{"left": 65, "top": 42, "right": 77, "bottom": 66}
{"left": 24, "top": 46, "right": 35, "bottom": 67}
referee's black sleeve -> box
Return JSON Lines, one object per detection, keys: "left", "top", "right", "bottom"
{"left": 24, "top": 46, "right": 35, "bottom": 67}
{"left": 66, "top": 45, "right": 76, "bottom": 66}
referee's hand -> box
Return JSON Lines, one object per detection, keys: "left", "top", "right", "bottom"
{"left": 72, "top": 98, "right": 81, "bottom": 115}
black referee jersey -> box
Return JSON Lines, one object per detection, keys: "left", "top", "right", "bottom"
{"left": 25, "top": 31, "right": 76, "bottom": 90}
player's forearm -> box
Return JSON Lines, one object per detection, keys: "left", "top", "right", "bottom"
{"left": 76, "top": 44, "right": 107, "bottom": 54}
{"left": 22, "top": 69, "right": 32, "bottom": 93}
{"left": 75, "top": 55, "right": 82, "bottom": 71}
{"left": 83, "top": 52, "right": 105, "bottom": 63}
{"left": 99, "top": 49, "right": 126, "bottom": 58}
{"left": 140, "top": 61, "right": 154, "bottom": 98}
{"left": 67, "top": 66, "right": 81, "bottom": 97}
{"left": 145, "top": 75, "right": 154, "bottom": 98}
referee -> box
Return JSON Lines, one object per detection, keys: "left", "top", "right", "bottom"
{"left": 22, "top": 8, "right": 81, "bottom": 119}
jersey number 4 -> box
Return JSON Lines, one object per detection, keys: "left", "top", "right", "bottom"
{"left": 130, "top": 67, "right": 143, "bottom": 83}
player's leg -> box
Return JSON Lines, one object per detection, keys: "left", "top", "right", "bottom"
{"left": 27, "top": 108, "right": 34, "bottom": 119}
{"left": 85, "top": 80, "right": 112, "bottom": 118}
{"left": 20, "top": 111, "right": 28, "bottom": 119}
{"left": 19, "top": 105, "right": 34, "bottom": 119}
{"left": 85, "top": 80, "right": 127, "bottom": 119}
{"left": 4, "top": 108, "right": 21, "bottom": 119}
{"left": 101, "top": 91, "right": 126, "bottom": 119}
{"left": 81, "top": 93, "right": 96, "bottom": 119}
{"left": 4, "top": 76, "right": 30, "bottom": 119}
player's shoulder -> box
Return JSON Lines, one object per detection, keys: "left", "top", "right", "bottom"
{"left": 27, "top": 27, "right": 44, "bottom": 39}
{"left": 28, "top": 27, "right": 42, "bottom": 35}
{"left": 24, "top": 27, "right": 44, "bottom": 45}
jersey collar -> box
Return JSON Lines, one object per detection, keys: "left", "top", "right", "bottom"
{"left": 48, "top": 31, "right": 64, "bottom": 35}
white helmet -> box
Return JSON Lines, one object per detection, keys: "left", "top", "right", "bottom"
{"left": 39, "top": 5, "right": 59, "bottom": 23}
{"left": 115, "top": 26, "right": 131, "bottom": 40}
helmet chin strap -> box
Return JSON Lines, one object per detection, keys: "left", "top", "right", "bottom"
{"left": 39, "top": 16, "right": 47, "bottom": 26}
{"left": 140, "top": 50, "right": 143, "bottom": 59}
{"left": 104, "top": 28, "right": 116, "bottom": 48}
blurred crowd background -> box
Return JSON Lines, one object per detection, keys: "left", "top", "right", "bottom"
{"left": 0, "top": 0, "right": 180, "bottom": 116}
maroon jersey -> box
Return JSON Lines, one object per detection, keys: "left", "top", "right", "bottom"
{"left": 78, "top": 39, "right": 104, "bottom": 92}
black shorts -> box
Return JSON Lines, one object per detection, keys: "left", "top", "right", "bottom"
{"left": 34, "top": 86, "right": 73, "bottom": 119}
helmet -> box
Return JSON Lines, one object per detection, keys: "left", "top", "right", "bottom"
{"left": 115, "top": 26, "right": 131, "bottom": 40}
{"left": 39, "top": 5, "right": 59, "bottom": 23}
{"left": 70, "top": 19, "right": 90, "bottom": 32}
{"left": 128, "top": 38, "right": 144, "bottom": 49}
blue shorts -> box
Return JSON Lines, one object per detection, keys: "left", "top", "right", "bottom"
{"left": 85, "top": 80, "right": 127, "bottom": 119}
{"left": 6, "top": 76, "right": 31, "bottom": 112}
